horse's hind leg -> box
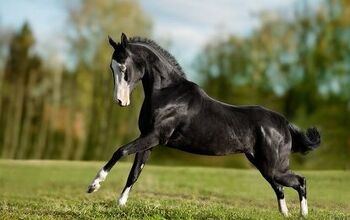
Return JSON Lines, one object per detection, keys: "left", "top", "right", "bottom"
{"left": 118, "top": 149, "right": 151, "bottom": 206}
{"left": 245, "top": 153, "right": 289, "bottom": 216}
{"left": 274, "top": 171, "right": 308, "bottom": 217}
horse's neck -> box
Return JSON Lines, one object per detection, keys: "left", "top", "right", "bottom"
{"left": 141, "top": 63, "right": 184, "bottom": 98}
{"left": 134, "top": 44, "right": 185, "bottom": 98}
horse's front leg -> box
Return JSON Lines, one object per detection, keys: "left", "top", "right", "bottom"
{"left": 87, "top": 132, "right": 158, "bottom": 193}
{"left": 118, "top": 149, "right": 151, "bottom": 206}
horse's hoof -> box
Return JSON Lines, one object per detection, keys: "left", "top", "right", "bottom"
{"left": 282, "top": 212, "right": 289, "bottom": 217}
{"left": 87, "top": 182, "right": 100, "bottom": 193}
{"left": 300, "top": 212, "right": 308, "bottom": 218}
{"left": 117, "top": 197, "right": 127, "bottom": 206}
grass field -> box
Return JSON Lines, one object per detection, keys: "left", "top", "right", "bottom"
{"left": 0, "top": 160, "right": 349, "bottom": 219}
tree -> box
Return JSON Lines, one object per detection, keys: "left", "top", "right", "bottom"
{"left": 0, "top": 22, "right": 44, "bottom": 158}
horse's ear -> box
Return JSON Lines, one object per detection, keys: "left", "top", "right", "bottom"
{"left": 108, "top": 35, "right": 118, "bottom": 49}
{"left": 121, "top": 33, "right": 128, "bottom": 48}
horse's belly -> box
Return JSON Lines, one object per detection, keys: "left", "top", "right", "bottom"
{"left": 166, "top": 130, "right": 249, "bottom": 156}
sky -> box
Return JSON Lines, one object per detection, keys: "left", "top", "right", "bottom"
{"left": 0, "top": 0, "right": 308, "bottom": 77}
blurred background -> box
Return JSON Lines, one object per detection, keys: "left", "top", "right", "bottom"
{"left": 0, "top": 0, "right": 349, "bottom": 169}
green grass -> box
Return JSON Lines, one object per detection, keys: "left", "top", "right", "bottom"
{"left": 0, "top": 160, "right": 349, "bottom": 219}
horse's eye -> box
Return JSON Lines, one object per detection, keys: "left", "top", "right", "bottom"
{"left": 120, "top": 64, "right": 126, "bottom": 72}
{"left": 124, "top": 70, "right": 128, "bottom": 81}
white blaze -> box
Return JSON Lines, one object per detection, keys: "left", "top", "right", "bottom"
{"left": 111, "top": 59, "right": 130, "bottom": 106}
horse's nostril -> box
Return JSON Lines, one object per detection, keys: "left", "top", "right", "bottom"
{"left": 117, "top": 99, "right": 122, "bottom": 105}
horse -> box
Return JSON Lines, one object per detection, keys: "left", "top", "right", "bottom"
{"left": 87, "top": 33, "right": 321, "bottom": 217}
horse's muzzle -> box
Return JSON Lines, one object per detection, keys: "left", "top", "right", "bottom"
{"left": 114, "top": 98, "right": 129, "bottom": 107}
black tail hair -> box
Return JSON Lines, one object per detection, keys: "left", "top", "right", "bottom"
{"left": 288, "top": 124, "right": 321, "bottom": 154}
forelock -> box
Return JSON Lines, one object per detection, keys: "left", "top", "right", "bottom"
{"left": 112, "top": 43, "right": 127, "bottom": 63}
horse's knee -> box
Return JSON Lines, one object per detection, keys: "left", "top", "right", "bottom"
{"left": 114, "top": 148, "right": 128, "bottom": 159}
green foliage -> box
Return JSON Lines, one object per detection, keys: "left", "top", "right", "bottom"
{"left": 0, "top": 160, "right": 349, "bottom": 219}
{"left": 0, "top": 22, "right": 46, "bottom": 159}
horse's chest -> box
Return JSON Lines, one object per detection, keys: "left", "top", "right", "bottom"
{"left": 138, "top": 107, "right": 154, "bottom": 134}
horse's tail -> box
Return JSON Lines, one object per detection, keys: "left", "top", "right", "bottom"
{"left": 288, "top": 123, "right": 321, "bottom": 154}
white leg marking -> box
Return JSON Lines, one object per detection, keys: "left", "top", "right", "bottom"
{"left": 300, "top": 197, "right": 308, "bottom": 216}
{"left": 87, "top": 169, "right": 108, "bottom": 193}
{"left": 118, "top": 187, "right": 131, "bottom": 206}
{"left": 140, "top": 164, "right": 144, "bottom": 169}
{"left": 278, "top": 198, "right": 289, "bottom": 217}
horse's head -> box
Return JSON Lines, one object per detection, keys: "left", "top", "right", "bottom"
{"left": 108, "top": 33, "right": 143, "bottom": 107}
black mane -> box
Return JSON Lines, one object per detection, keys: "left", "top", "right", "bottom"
{"left": 129, "top": 37, "right": 186, "bottom": 78}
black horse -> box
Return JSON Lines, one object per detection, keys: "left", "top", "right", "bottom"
{"left": 87, "top": 33, "right": 321, "bottom": 217}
